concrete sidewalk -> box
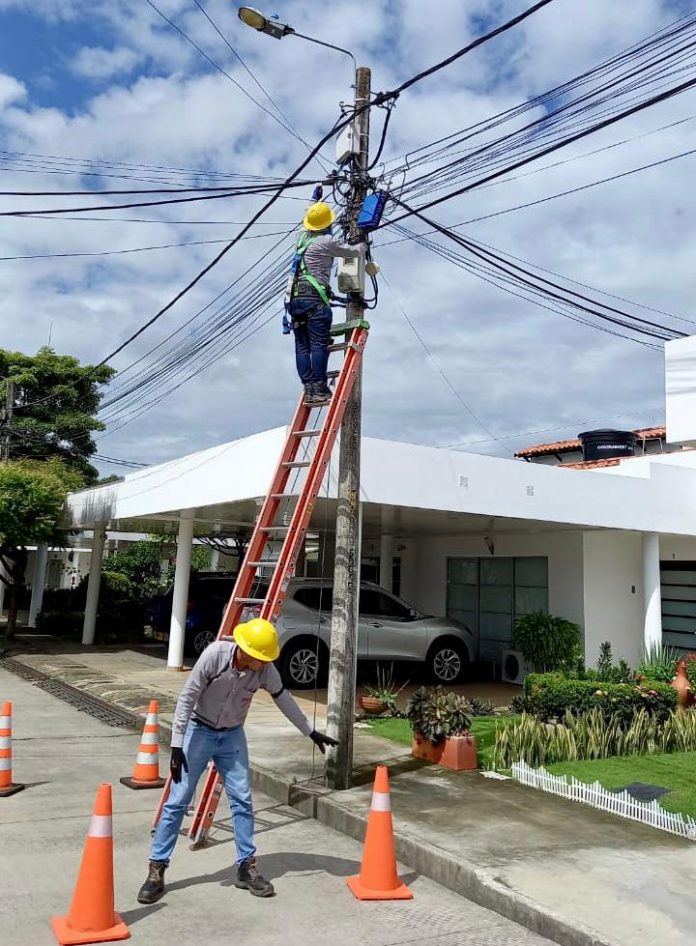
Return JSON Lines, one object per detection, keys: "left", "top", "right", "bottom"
{"left": 4, "top": 641, "right": 696, "bottom": 946}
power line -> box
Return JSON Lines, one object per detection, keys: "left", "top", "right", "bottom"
{"left": 381, "top": 272, "right": 507, "bottom": 455}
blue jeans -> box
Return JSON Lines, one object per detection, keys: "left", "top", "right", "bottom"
{"left": 290, "top": 298, "right": 332, "bottom": 386}
{"left": 151, "top": 721, "right": 254, "bottom": 865}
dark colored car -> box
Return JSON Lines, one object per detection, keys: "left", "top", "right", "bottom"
{"left": 144, "top": 572, "right": 238, "bottom": 657}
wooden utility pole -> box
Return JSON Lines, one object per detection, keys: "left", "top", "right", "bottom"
{"left": 1, "top": 380, "right": 15, "bottom": 461}
{"left": 325, "top": 66, "right": 371, "bottom": 790}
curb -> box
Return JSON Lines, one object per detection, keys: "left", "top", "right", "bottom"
{"left": 249, "top": 760, "right": 618, "bottom": 946}
{"left": 1, "top": 653, "right": 619, "bottom": 946}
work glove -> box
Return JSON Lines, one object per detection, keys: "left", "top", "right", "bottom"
{"left": 310, "top": 730, "right": 339, "bottom": 755}
{"left": 312, "top": 184, "right": 324, "bottom": 201}
{"left": 170, "top": 746, "right": 188, "bottom": 784}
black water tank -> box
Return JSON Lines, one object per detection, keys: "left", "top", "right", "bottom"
{"left": 578, "top": 429, "right": 636, "bottom": 462}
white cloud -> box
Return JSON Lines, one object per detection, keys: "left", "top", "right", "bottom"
{"left": 70, "top": 46, "right": 142, "bottom": 80}
{"left": 0, "top": 73, "right": 26, "bottom": 110}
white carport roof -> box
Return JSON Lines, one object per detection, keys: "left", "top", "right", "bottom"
{"left": 66, "top": 426, "right": 696, "bottom": 539}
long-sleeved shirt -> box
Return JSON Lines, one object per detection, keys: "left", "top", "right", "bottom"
{"left": 295, "top": 233, "right": 363, "bottom": 300}
{"left": 170, "top": 640, "right": 313, "bottom": 748}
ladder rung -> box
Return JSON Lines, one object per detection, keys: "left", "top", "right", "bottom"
{"left": 282, "top": 460, "right": 310, "bottom": 468}
{"left": 260, "top": 525, "right": 289, "bottom": 532}
{"left": 235, "top": 597, "right": 266, "bottom": 605}
{"left": 330, "top": 318, "right": 370, "bottom": 336}
{"left": 328, "top": 343, "right": 347, "bottom": 353}
{"left": 327, "top": 370, "right": 340, "bottom": 379}
{"left": 247, "top": 561, "right": 278, "bottom": 568}
{"left": 270, "top": 493, "right": 294, "bottom": 500}
{"left": 292, "top": 429, "right": 321, "bottom": 437}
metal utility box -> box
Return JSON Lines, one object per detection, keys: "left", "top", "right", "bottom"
{"left": 335, "top": 122, "right": 359, "bottom": 165}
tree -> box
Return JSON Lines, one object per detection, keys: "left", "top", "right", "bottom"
{"left": 0, "top": 459, "right": 81, "bottom": 640}
{"left": 0, "top": 347, "right": 115, "bottom": 485}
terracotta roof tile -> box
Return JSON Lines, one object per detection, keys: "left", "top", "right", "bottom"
{"left": 515, "top": 425, "right": 666, "bottom": 458}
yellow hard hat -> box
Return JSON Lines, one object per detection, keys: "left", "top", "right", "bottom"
{"left": 303, "top": 201, "right": 335, "bottom": 232}
{"left": 233, "top": 618, "right": 280, "bottom": 662}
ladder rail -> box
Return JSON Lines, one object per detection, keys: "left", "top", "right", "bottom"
{"left": 152, "top": 325, "right": 369, "bottom": 845}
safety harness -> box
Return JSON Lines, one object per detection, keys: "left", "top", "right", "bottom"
{"left": 283, "top": 233, "right": 331, "bottom": 333}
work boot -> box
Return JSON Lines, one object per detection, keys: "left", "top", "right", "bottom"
{"left": 137, "top": 860, "right": 167, "bottom": 904}
{"left": 309, "top": 383, "right": 332, "bottom": 405}
{"left": 303, "top": 383, "right": 314, "bottom": 403}
{"left": 235, "top": 856, "right": 275, "bottom": 898}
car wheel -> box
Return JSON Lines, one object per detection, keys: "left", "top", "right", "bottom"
{"left": 189, "top": 628, "right": 215, "bottom": 658}
{"left": 427, "top": 638, "right": 468, "bottom": 684}
{"left": 279, "top": 637, "right": 327, "bottom": 689}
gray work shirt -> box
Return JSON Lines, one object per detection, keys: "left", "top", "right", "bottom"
{"left": 170, "top": 640, "right": 312, "bottom": 748}
{"left": 295, "top": 233, "right": 363, "bottom": 299}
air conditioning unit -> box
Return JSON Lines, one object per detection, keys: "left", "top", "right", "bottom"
{"left": 501, "top": 650, "right": 533, "bottom": 685}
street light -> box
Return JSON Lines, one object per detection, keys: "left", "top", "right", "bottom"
{"left": 237, "top": 6, "right": 356, "bottom": 73}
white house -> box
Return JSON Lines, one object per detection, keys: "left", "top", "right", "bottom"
{"left": 58, "top": 416, "right": 696, "bottom": 673}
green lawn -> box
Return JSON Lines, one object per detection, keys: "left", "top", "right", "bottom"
{"left": 546, "top": 753, "right": 696, "bottom": 819}
{"left": 365, "top": 715, "right": 518, "bottom": 768}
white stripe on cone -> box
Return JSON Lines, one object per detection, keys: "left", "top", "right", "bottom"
{"left": 371, "top": 790, "right": 391, "bottom": 812}
{"left": 0, "top": 757, "right": 11, "bottom": 771}
{"left": 140, "top": 732, "right": 159, "bottom": 745}
{"left": 0, "top": 716, "right": 10, "bottom": 729}
{"left": 145, "top": 714, "right": 158, "bottom": 725}
{"left": 88, "top": 814, "right": 113, "bottom": 838}
{"left": 136, "top": 751, "right": 159, "bottom": 766}
{"left": 0, "top": 736, "right": 11, "bottom": 749}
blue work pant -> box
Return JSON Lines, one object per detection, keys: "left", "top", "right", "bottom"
{"left": 290, "top": 298, "right": 333, "bottom": 386}
{"left": 151, "top": 720, "right": 254, "bottom": 865}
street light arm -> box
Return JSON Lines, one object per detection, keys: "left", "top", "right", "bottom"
{"left": 289, "top": 30, "right": 357, "bottom": 74}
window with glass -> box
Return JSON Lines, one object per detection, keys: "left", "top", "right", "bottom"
{"left": 446, "top": 556, "right": 548, "bottom": 662}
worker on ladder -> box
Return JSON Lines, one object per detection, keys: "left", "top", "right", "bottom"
{"left": 285, "top": 188, "right": 364, "bottom": 405}
{"left": 137, "top": 619, "right": 337, "bottom": 903}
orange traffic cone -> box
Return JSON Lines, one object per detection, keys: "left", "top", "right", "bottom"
{"left": 347, "top": 765, "right": 413, "bottom": 901}
{"left": 0, "top": 700, "right": 25, "bottom": 797}
{"left": 51, "top": 783, "right": 130, "bottom": 945}
{"left": 120, "top": 700, "right": 166, "bottom": 790}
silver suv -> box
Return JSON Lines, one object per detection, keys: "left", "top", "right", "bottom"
{"left": 274, "top": 578, "right": 475, "bottom": 688}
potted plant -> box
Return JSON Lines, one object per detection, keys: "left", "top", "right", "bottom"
{"left": 358, "top": 666, "right": 407, "bottom": 715}
{"left": 405, "top": 686, "right": 477, "bottom": 771}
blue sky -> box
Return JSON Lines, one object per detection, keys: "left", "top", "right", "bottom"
{"left": 0, "top": 0, "right": 695, "bottom": 470}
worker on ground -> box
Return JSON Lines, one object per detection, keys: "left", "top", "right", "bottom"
{"left": 137, "top": 618, "right": 337, "bottom": 903}
{"left": 285, "top": 191, "right": 364, "bottom": 405}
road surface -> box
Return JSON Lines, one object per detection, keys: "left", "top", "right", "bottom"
{"left": 0, "top": 666, "right": 551, "bottom": 946}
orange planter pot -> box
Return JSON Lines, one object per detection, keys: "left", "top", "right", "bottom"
{"left": 412, "top": 733, "right": 478, "bottom": 771}
{"left": 671, "top": 661, "right": 693, "bottom": 709}
{"left": 359, "top": 696, "right": 387, "bottom": 714}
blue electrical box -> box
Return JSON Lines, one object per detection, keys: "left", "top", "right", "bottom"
{"left": 357, "top": 191, "right": 388, "bottom": 231}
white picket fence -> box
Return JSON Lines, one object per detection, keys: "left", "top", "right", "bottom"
{"left": 511, "top": 760, "right": 696, "bottom": 841}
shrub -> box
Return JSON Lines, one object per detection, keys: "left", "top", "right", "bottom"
{"left": 637, "top": 642, "right": 678, "bottom": 684}
{"left": 521, "top": 672, "right": 676, "bottom": 724}
{"left": 492, "top": 707, "right": 696, "bottom": 768}
{"left": 512, "top": 611, "right": 581, "bottom": 673}
{"left": 468, "top": 696, "right": 496, "bottom": 717}
{"left": 684, "top": 653, "right": 696, "bottom": 692}
{"left": 592, "top": 642, "right": 634, "bottom": 684}
{"left": 405, "top": 686, "right": 472, "bottom": 745}
{"left": 35, "top": 609, "right": 83, "bottom": 637}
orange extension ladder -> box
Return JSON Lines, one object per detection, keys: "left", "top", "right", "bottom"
{"left": 152, "top": 317, "right": 369, "bottom": 846}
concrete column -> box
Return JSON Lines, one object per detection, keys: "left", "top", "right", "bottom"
{"left": 642, "top": 532, "right": 662, "bottom": 652}
{"left": 82, "top": 526, "right": 107, "bottom": 646}
{"left": 209, "top": 523, "right": 221, "bottom": 571}
{"left": 379, "top": 534, "right": 394, "bottom": 592}
{"left": 28, "top": 544, "right": 49, "bottom": 627}
{"left": 168, "top": 509, "right": 195, "bottom": 671}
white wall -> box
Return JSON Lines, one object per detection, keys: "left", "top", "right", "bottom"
{"left": 406, "top": 529, "right": 585, "bottom": 638}
{"left": 582, "top": 531, "right": 644, "bottom": 667}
